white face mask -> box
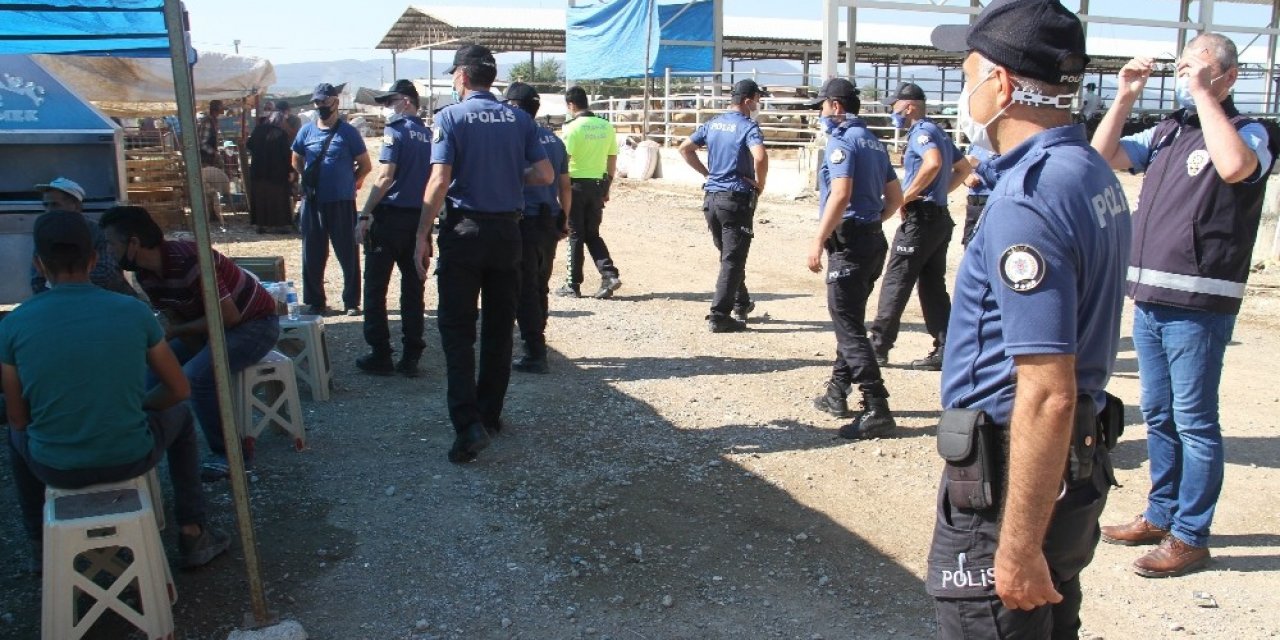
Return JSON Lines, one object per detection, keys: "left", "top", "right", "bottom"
{"left": 957, "top": 71, "right": 1010, "bottom": 152}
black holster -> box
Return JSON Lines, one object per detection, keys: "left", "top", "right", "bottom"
{"left": 937, "top": 408, "right": 999, "bottom": 510}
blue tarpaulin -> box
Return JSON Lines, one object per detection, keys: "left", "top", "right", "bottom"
{"left": 567, "top": 0, "right": 715, "bottom": 80}
{"left": 0, "top": 0, "right": 171, "bottom": 57}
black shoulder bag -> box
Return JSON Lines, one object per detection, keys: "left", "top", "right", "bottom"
{"left": 301, "top": 123, "right": 341, "bottom": 201}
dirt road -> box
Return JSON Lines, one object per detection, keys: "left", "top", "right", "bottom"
{"left": 1, "top": 173, "right": 1277, "bottom": 640}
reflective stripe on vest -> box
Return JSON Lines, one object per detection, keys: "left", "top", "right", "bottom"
{"left": 1127, "top": 266, "right": 1247, "bottom": 299}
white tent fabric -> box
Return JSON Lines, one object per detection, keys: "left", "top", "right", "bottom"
{"left": 32, "top": 51, "right": 275, "bottom": 114}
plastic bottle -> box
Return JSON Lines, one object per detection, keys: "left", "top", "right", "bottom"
{"left": 286, "top": 281, "right": 299, "bottom": 320}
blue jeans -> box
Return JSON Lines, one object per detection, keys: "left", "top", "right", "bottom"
{"left": 165, "top": 316, "right": 281, "bottom": 456}
{"left": 1133, "top": 302, "right": 1236, "bottom": 548}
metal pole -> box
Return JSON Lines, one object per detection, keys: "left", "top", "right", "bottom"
{"left": 391, "top": 50, "right": 398, "bottom": 83}
{"left": 642, "top": 0, "right": 654, "bottom": 140}
{"left": 664, "top": 67, "right": 672, "bottom": 147}
{"left": 846, "top": 6, "right": 857, "bottom": 79}
{"left": 1177, "top": 0, "right": 1190, "bottom": 55}
{"left": 161, "top": 0, "right": 270, "bottom": 626}
{"left": 821, "top": 0, "right": 839, "bottom": 80}
{"left": 1264, "top": 0, "right": 1279, "bottom": 114}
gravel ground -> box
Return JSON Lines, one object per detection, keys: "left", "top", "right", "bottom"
{"left": 1, "top": 169, "right": 1278, "bottom": 640}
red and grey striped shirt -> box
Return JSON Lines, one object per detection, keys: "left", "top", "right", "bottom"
{"left": 137, "top": 241, "right": 276, "bottom": 323}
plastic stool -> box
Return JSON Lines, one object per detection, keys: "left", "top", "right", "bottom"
{"left": 42, "top": 475, "right": 176, "bottom": 640}
{"left": 277, "top": 315, "right": 332, "bottom": 401}
{"left": 234, "top": 349, "right": 306, "bottom": 457}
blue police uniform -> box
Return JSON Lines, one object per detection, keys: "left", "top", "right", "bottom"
{"left": 927, "top": 125, "right": 1131, "bottom": 636}
{"left": 293, "top": 119, "right": 367, "bottom": 311}
{"left": 432, "top": 90, "right": 547, "bottom": 433}
{"left": 515, "top": 124, "right": 570, "bottom": 365}
{"left": 689, "top": 111, "right": 766, "bottom": 320}
{"left": 961, "top": 145, "right": 997, "bottom": 247}
{"left": 362, "top": 113, "right": 432, "bottom": 364}
{"left": 816, "top": 116, "right": 898, "bottom": 402}
{"left": 870, "top": 117, "right": 963, "bottom": 365}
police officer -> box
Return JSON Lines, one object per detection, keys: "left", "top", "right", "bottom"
{"left": 413, "top": 45, "right": 553, "bottom": 464}
{"left": 805, "top": 78, "right": 903, "bottom": 439}
{"left": 678, "top": 79, "right": 769, "bottom": 333}
{"left": 1093, "top": 35, "right": 1273, "bottom": 578}
{"left": 504, "top": 82, "right": 571, "bottom": 374}
{"left": 556, "top": 86, "right": 623, "bottom": 300}
{"left": 869, "top": 82, "right": 971, "bottom": 371}
{"left": 960, "top": 145, "right": 996, "bottom": 247}
{"left": 926, "top": 1, "right": 1131, "bottom": 636}
{"left": 355, "top": 79, "right": 431, "bottom": 378}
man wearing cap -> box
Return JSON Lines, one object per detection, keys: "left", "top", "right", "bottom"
{"left": 1092, "top": 34, "right": 1273, "bottom": 578}
{"left": 869, "top": 82, "right": 971, "bottom": 371}
{"left": 353, "top": 80, "right": 432, "bottom": 378}
{"left": 805, "top": 78, "right": 903, "bottom": 439}
{"left": 556, "top": 86, "right": 623, "bottom": 300}
{"left": 292, "top": 82, "right": 371, "bottom": 316}
{"left": 925, "top": 1, "right": 1130, "bottom": 636}
{"left": 678, "top": 79, "right": 770, "bottom": 333}
{"left": 197, "top": 100, "right": 229, "bottom": 224}
{"left": 504, "top": 82, "right": 571, "bottom": 374}
{"left": 30, "top": 177, "right": 137, "bottom": 298}
{"left": 4, "top": 211, "right": 230, "bottom": 572}
{"left": 413, "top": 45, "right": 553, "bottom": 464}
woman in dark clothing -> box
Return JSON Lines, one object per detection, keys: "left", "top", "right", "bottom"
{"left": 246, "top": 111, "right": 295, "bottom": 233}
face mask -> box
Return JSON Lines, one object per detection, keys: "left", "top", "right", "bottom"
{"left": 1174, "top": 73, "right": 1224, "bottom": 111}
{"left": 957, "top": 72, "right": 1010, "bottom": 152}
{"left": 890, "top": 111, "right": 906, "bottom": 130}
{"left": 451, "top": 89, "right": 461, "bottom": 103}
{"left": 316, "top": 105, "right": 334, "bottom": 120}
{"left": 117, "top": 242, "right": 139, "bottom": 272}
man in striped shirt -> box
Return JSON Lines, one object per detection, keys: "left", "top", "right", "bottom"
{"left": 99, "top": 206, "right": 280, "bottom": 481}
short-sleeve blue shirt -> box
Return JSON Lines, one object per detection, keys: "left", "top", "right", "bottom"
{"left": 430, "top": 91, "right": 548, "bottom": 213}
{"left": 688, "top": 111, "right": 765, "bottom": 193}
{"left": 818, "top": 117, "right": 898, "bottom": 224}
{"left": 941, "top": 125, "right": 1132, "bottom": 426}
{"left": 291, "top": 119, "right": 367, "bottom": 204}
{"left": 903, "top": 118, "right": 962, "bottom": 205}
{"left": 966, "top": 145, "right": 996, "bottom": 197}
{"left": 523, "top": 125, "right": 568, "bottom": 215}
{"left": 378, "top": 114, "right": 433, "bottom": 209}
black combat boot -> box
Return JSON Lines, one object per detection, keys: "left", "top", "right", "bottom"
{"left": 812, "top": 380, "right": 852, "bottom": 418}
{"left": 838, "top": 393, "right": 896, "bottom": 439}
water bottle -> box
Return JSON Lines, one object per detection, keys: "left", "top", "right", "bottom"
{"left": 286, "top": 281, "right": 299, "bottom": 320}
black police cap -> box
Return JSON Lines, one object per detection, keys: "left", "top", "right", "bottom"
{"left": 731, "top": 79, "right": 770, "bottom": 98}
{"left": 931, "top": 0, "right": 1089, "bottom": 85}
{"left": 373, "top": 79, "right": 419, "bottom": 104}
{"left": 884, "top": 82, "right": 927, "bottom": 105}
{"left": 446, "top": 44, "right": 497, "bottom": 74}
{"left": 504, "top": 82, "right": 541, "bottom": 104}
{"left": 805, "top": 77, "right": 859, "bottom": 107}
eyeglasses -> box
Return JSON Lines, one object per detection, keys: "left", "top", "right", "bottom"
{"left": 1150, "top": 62, "right": 1178, "bottom": 72}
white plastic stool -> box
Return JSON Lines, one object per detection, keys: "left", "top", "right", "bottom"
{"left": 42, "top": 475, "right": 176, "bottom": 640}
{"left": 277, "top": 315, "right": 332, "bottom": 401}
{"left": 234, "top": 349, "right": 306, "bottom": 456}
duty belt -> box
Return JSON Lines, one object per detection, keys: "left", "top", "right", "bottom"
{"left": 707, "top": 190, "right": 756, "bottom": 201}
{"left": 447, "top": 206, "right": 521, "bottom": 221}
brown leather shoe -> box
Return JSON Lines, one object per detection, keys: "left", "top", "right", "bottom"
{"left": 1102, "top": 515, "right": 1169, "bottom": 546}
{"left": 1133, "top": 535, "right": 1211, "bottom": 578}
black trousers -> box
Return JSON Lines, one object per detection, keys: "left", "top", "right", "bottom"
{"left": 871, "top": 202, "right": 954, "bottom": 353}
{"left": 363, "top": 204, "right": 427, "bottom": 357}
{"left": 436, "top": 210, "right": 522, "bottom": 432}
{"left": 928, "top": 445, "right": 1112, "bottom": 639}
{"left": 516, "top": 213, "right": 561, "bottom": 357}
{"left": 704, "top": 191, "right": 756, "bottom": 316}
{"left": 961, "top": 195, "right": 988, "bottom": 248}
{"left": 565, "top": 178, "right": 620, "bottom": 287}
{"left": 826, "top": 219, "right": 889, "bottom": 396}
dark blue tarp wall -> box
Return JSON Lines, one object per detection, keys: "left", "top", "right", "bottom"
{"left": 566, "top": 0, "right": 715, "bottom": 80}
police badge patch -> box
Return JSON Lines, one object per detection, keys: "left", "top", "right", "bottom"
{"left": 829, "top": 148, "right": 846, "bottom": 165}
{"left": 999, "top": 244, "right": 1045, "bottom": 292}
{"left": 1186, "top": 149, "right": 1210, "bottom": 177}
{"left": 382, "top": 134, "right": 394, "bottom": 146}
{"left": 917, "top": 134, "right": 930, "bottom": 146}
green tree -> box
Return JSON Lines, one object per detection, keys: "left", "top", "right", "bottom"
{"left": 510, "top": 59, "right": 565, "bottom": 83}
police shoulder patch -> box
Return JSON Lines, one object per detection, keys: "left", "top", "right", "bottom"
{"left": 382, "top": 133, "right": 394, "bottom": 145}
{"left": 999, "top": 244, "right": 1045, "bottom": 292}
{"left": 916, "top": 134, "right": 931, "bottom": 146}
{"left": 829, "top": 148, "right": 846, "bottom": 165}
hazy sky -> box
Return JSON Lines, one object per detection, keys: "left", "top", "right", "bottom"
{"left": 183, "top": 0, "right": 1269, "bottom": 66}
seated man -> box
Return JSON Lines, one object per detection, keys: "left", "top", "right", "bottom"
{"left": 98, "top": 206, "right": 280, "bottom": 481}
{"left": 30, "top": 177, "right": 138, "bottom": 297}
{"left": 2, "top": 211, "right": 229, "bottom": 572}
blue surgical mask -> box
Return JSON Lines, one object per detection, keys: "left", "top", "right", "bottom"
{"left": 890, "top": 112, "right": 906, "bottom": 129}
{"left": 1174, "top": 73, "right": 1224, "bottom": 111}
{"left": 451, "top": 89, "right": 461, "bottom": 103}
